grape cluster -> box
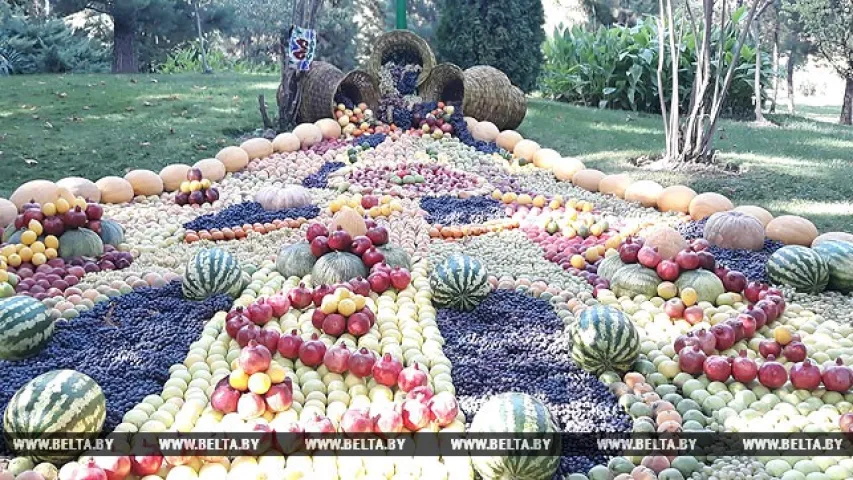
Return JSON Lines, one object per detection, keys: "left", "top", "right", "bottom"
{"left": 355, "top": 133, "right": 387, "bottom": 149}
{"left": 421, "top": 195, "right": 505, "bottom": 225}
{"left": 183, "top": 202, "right": 319, "bottom": 232}
{"left": 334, "top": 92, "right": 355, "bottom": 110}
{"left": 301, "top": 161, "right": 346, "bottom": 188}
{"left": 392, "top": 107, "right": 413, "bottom": 130}
{"left": 0, "top": 281, "right": 232, "bottom": 454}
{"left": 436, "top": 290, "right": 632, "bottom": 476}
{"left": 413, "top": 102, "right": 501, "bottom": 154}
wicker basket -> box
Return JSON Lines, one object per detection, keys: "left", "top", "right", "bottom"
{"left": 368, "top": 30, "right": 436, "bottom": 86}
{"left": 420, "top": 63, "right": 465, "bottom": 104}
{"left": 298, "top": 62, "right": 380, "bottom": 123}
{"left": 462, "top": 65, "right": 527, "bottom": 130}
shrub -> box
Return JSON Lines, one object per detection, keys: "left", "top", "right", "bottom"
{"left": 541, "top": 17, "right": 773, "bottom": 118}
{"left": 158, "top": 41, "right": 278, "bottom": 74}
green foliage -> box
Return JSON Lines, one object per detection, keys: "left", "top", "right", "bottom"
{"left": 541, "top": 18, "right": 773, "bottom": 117}
{"left": 0, "top": 4, "right": 109, "bottom": 74}
{"left": 158, "top": 41, "right": 278, "bottom": 74}
{"left": 435, "top": 0, "right": 545, "bottom": 92}
{"left": 784, "top": 0, "right": 853, "bottom": 78}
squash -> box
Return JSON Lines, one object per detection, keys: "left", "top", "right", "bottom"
{"left": 293, "top": 123, "right": 323, "bottom": 148}
{"left": 215, "top": 146, "right": 250, "bottom": 172}
{"left": 193, "top": 159, "right": 227, "bottom": 182}
{"left": 276, "top": 241, "right": 316, "bottom": 279}
{"left": 464, "top": 117, "right": 478, "bottom": 131}
{"left": 9, "top": 180, "right": 59, "bottom": 210}
{"left": 532, "top": 148, "right": 560, "bottom": 169}
{"left": 599, "top": 174, "right": 632, "bottom": 198}
{"left": 597, "top": 254, "right": 626, "bottom": 282}
{"left": 610, "top": 264, "right": 661, "bottom": 298}
{"left": 315, "top": 118, "right": 342, "bottom": 139}
{"left": 733, "top": 205, "right": 774, "bottom": 228}
{"left": 255, "top": 185, "right": 313, "bottom": 211}
{"left": 642, "top": 226, "right": 688, "bottom": 259}
{"left": 377, "top": 245, "right": 412, "bottom": 270}
{"left": 688, "top": 192, "right": 733, "bottom": 220}
{"left": 331, "top": 207, "right": 367, "bottom": 237}
{"left": 624, "top": 180, "right": 664, "bottom": 207}
{"left": 58, "top": 228, "right": 105, "bottom": 259}
{"left": 99, "top": 219, "right": 125, "bottom": 247}
{"left": 95, "top": 177, "right": 134, "bottom": 204}
{"left": 472, "top": 121, "right": 499, "bottom": 142}
{"left": 495, "top": 130, "right": 523, "bottom": 152}
{"left": 813, "top": 232, "right": 853, "bottom": 248}
{"left": 512, "top": 140, "right": 540, "bottom": 161}
{"left": 56, "top": 177, "right": 101, "bottom": 203}
{"left": 657, "top": 185, "right": 697, "bottom": 213}
{"left": 0, "top": 198, "right": 17, "bottom": 228}
{"left": 273, "top": 133, "right": 301, "bottom": 153}
{"left": 240, "top": 138, "right": 274, "bottom": 160}
{"left": 552, "top": 157, "right": 585, "bottom": 182}
{"left": 572, "top": 169, "right": 606, "bottom": 192}
{"left": 703, "top": 211, "right": 765, "bottom": 250}
{"left": 765, "top": 215, "right": 819, "bottom": 246}
{"left": 5, "top": 228, "right": 24, "bottom": 244}
{"left": 311, "top": 252, "right": 367, "bottom": 285}
{"left": 124, "top": 170, "right": 164, "bottom": 196}
{"left": 158, "top": 165, "right": 192, "bottom": 192}
{"left": 675, "top": 269, "right": 725, "bottom": 303}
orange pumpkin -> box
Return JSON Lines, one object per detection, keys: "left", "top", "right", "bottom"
{"left": 193, "top": 159, "right": 227, "bottom": 182}
{"left": 657, "top": 185, "right": 696, "bottom": 213}
{"left": 96, "top": 176, "right": 135, "bottom": 204}
{"left": 240, "top": 138, "right": 274, "bottom": 160}
{"left": 765, "top": 215, "right": 819, "bottom": 246}
{"left": 9, "top": 180, "right": 60, "bottom": 210}
{"left": 642, "top": 226, "right": 688, "bottom": 259}
{"left": 552, "top": 157, "right": 585, "bottom": 182}
{"left": 472, "top": 122, "right": 499, "bottom": 142}
{"left": 495, "top": 130, "right": 523, "bottom": 152}
{"left": 272, "top": 132, "right": 301, "bottom": 153}
{"left": 293, "top": 123, "right": 323, "bottom": 148}
{"left": 688, "top": 192, "right": 733, "bottom": 220}
{"left": 703, "top": 211, "right": 765, "bottom": 250}
{"left": 331, "top": 207, "right": 367, "bottom": 237}
{"left": 124, "top": 170, "right": 164, "bottom": 196}
{"left": 572, "top": 169, "right": 606, "bottom": 192}
{"left": 532, "top": 148, "right": 561, "bottom": 169}
{"left": 624, "top": 180, "right": 664, "bottom": 207}
{"left": 513, "top": 140, "right": 540, "bottom": 161}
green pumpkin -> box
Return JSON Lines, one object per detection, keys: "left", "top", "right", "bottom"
{"left": 58, "top": 228, "right": 105, "bottom": 259}
{"left": 2, "top": 224, "right": 19, "bottom": 243}
{"left": 377, "top": 244, "right": 412, "bottom": 270}
{"left": 99, "top": 219, "right": 125, "bottom": 247}
{"left": 276, "top": 241, "right": 316, "bottom": 279}
{"left": 311, "top": 252, "right": 367, "bottom": 285}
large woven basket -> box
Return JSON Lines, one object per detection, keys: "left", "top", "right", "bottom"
{"left": 368, "top": 30, "right": 436, "bottom": 86}
{"left": 298, "top": 62, "right": 380, "bottom": 123}
{"left": 462, "top": 65, "right": 527, "bottom": 130}
{"left": 420, "top": 63, "right": 465, "bottom": 104}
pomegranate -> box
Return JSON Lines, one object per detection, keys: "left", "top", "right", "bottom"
{"left": 69, "top": 460, "right": 107, "bottom": 480}
{"left": 267, "top": 294, "right": 291, "bottom": 317}
{"left": 696, "top": 250, "right": 716, "bottom": 271}
{"left": 408, "top": 385, "right": 435, "bottom": 403}
{"left": 311, "top": 309, "right": 326, "bottom": 329}
{"left": 346, "top": 311, "right": 372, "bottom": 337}
{"left": 674, "top": 249, "right": 700, "bottom": 270}
{"left": 306, "top": 223, "right": 329, "bottom": 243}
{"left": 366, "top": 226, "right": 390, "bottom": 246}
{"left": 85, "top": 202, "right": 104, "bottom": 220}
{"left": 618, "top": 242, "right": 641, "bottom": 263}
{"left": 372, "top": 353, "right": 403, "bottom": 387}
{"left": 274, "top": 420, "right": 304, "bottom": 454}
{"left": 129, "top": 455, "right": 163, "bottom": 477}
{"left": 822, "top": 359, "right": 853, "bottom": 392}
{"left": 743, "top": 281, "right": 764, "bottom": 303}
{"left": 340, "top": 407, "right": 374, "bottom": 435}
{"left": 758, "top": 355, "right": 788, "bottom": 389}
{"left": 656, "top": 260, "right": 680, "bottom": 282}
{"left": 389, "top": 267, "right": 412, "bottom": 290}
{"left": 348, "top": 348, "right": 377, "bottom": 377}
{"left": 350, "top": 236, "right": 374, "bottom": 256}
{"left": 637, "top": 246, "right": 662, "bottom": 269}
{"left": 428, "top": 391, "right": 459, "bottom": 427}
{"left": 782, "top": 341, "right": 807, "bottom": 362}
{"left": 362, "top": 248, "right": 386, "bottom": 268}
{"left": 398, "top": 364, "right": 429, "bottom": 392}
{"left": 702, "top": 355, "right": 732, "bottom": 382}
{"left": 323, "top": 343, "right": 351, "bottom": 373}
{"left": 373, "top": 405, "right": 404, "bottom": 434}
{"left": 328, "top": 228, "right": 353, "bottom": 252}
{"left": 312, "top": 284, "right": 335, "bottom": 307}
{"left": 247, "top": 298, "right": 273, "bottom": 325}
{"left": 237, "top": 392, "right": 266, "bottom": 419}
{"left": 759, "top": 340, "right": 782, "bottom": 358}
{"left": 755, "top": 299, "right": 779, "bottom": 323}
{"left": 349, "top": 277, "right": 371, "bottom": 296}
{"left": 710, "top": 323, "right": 736, "bottom": 351}
{"left": 94, "top": 457, "right": 131, "bottom": 480}
{"left": 732, "top": 350, "right": 758, "bottom": 383}
{"left": 401, "top": 399, "right": 433, "bottom": 431}
{"left": 238, "top": 340, "right": 272, "bottom": 375}
{"left": 368, "top": 271, "right": 392, "bottom": 293}
{"left": 257, "top": 329, "right": 280, "bottom": 353}
{"left": 692, "top": 329, "right": 717, "bottom": 355}
{"left": 790, "top": 359, "right": 822, "bottom": 390}
{"left": 722, "top": 271, "right": 747, "bottom": 293}
{"left": 236, "top": 323, "right": 261, "bottom": 347}
{"left": 225, "top": 313, "right": 251, "bottom": 338}
{"left": 302, "top": 414, "right": 336, "bottom": 433}
{"left": 211, "top": 378, "right": 240, "bottom": 413}
{"left": 840, "top": 412, "right": 853, "bottom": 431}
{"left": 277, "top": 329, "right": 303, "bottom": 359}
{"left": 265, "top": 378, "right": 293, "bottom": 412}
{"left": 736, "top": 313, "right": 757, "bottom": 338}
{"left": 288, "top": 283, "right": 313, "bottom": 309}
{"left": 322, "top": 313, "right": 347, "bottom": 337}
{"left": 678, "top": 345, "right": 706, "bottom": 375}
{"left": 298, "top": 334, "right": 327, "bottom": 367}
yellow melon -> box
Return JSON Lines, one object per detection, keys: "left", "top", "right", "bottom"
{"left": 96, "top": 176, "right": 135, "bottom": 204}
{"left": 598, "top": 174, "right": 632, "bottom": 198}
{"left": 765, "top": 215, "right": 819, "bottom": 246}
{"left": 159, "top": 165, "right": 191, "bottom": 192}
{"left": 240, "top": 138, "right": 274, "bottom": 160}
{"left": 733, "top": 205, "right": 773, "bottom": 228}
{"left": 657, "top": 185, "right": 697, "bottom": 213}
{"left": 216, "top": 146, "right": 250, "bottom": 172}
{"left": 9, "top": 180, "right": 59, "bottom": 210}
{"left": 532, "top": 148, "right": 561, "bottom": 169}
{"left": 315, "top": 118, "right": 342, "bottom": 140}
{"left": 572, "top": 169, "right": 606, "bottom": 192}
{"left": 688, "top": 192, "right": 733, "bottom": 220}
{"left": 624, "top": 180, "right": 665, "bottom": 208}
{"left": 495, "top": 130, "right": 523, "bottom": 152}
{"left": 272, "top": 133, "right": 301, "bottom": 153}
{"left": 56, "top": 177, "right": 101, "bottom": 203}
{"left": 472, "top": 122, "right": 500, "bottom": 142}
{"left": 125, "top": 170, "right": 164, "bottom": 196}
{"left": 552, "top": 157, "right": 586, "bottom": 182}
{"left": 513, "top": 140, "right": 540, "bottom": 161}
{"left": 193, "top": 159, "right": 227, "bottom": 182}
{"left": 293, "top": 123, "right": 323, "bottom": 148}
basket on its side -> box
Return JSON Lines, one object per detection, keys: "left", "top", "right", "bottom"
{"left": 420, "top": 63, "right": 465, "bottom": 104}
{"left": 298, "top": 62, "right": 380, "bottom": 123}
{"left": 462, "top": 65, "right": 527, "bottom": 130}
{"left": 368, "top": 30, "right": 436, "bottom": 86}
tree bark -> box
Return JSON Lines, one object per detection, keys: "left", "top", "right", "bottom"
{"left": 193, "top": 0, "right": 212, "bottom": 73}
{"left": 787, "top": 49, "right": 796, "bottom": 114}
{"left": 112, "top": 17, "right": 138, "bottom": 73}
{"left": 842, "top": 77, "right": 853, "bottom": 125}
{"left": 753, "top": 20, "right": 765, "bottom": 122}
{"left": 769, "top": 14, "right": 780, "bottom": 113}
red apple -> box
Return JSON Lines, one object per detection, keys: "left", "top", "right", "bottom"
{"left": 361, "top": 195, "right": 379, "bottom": 209}
{"left": 664, "top": 298, "right": 685, "bottom": 318}
{"left": 656, "top": 260, "right": 680, "bottom": 282}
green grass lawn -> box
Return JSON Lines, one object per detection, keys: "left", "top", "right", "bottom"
{"left": 1, "top": 74, "right": 851, "bottom": 232}
{"left": 519, "top": 99, "right": 853, "bottom": 232}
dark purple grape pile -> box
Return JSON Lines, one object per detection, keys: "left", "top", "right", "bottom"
{"left": 421, "top": 195, "right": 505, "bottom": 225}
{"left": 183, "top": 202, "right": 319, "bottom": 232}
{"left": 355, "top": 133, "right": 387, "bottom": 149}
{"left": 334, "top": 92, "right": 355, "bottom": 110}
{"left": 436, "top": 290, "right": 631, "bottom": 476}
{"left": 302, "top": 161, "right": 346, "bottom": 188}
{"left": 0, "top": 281, "right": 233, "bottom": 454}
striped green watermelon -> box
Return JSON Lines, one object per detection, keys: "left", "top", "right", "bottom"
{"left": 0, "top": 295, "right": 54, "bottom": 361}
{"left": 571, "top": 305, "right": 640, "bottom": 374}
{"left": 470, "top": 393, "right": 560, "bottom": 480}
{"left": 430, "top": 254, "right": 490, "bottom": 311}
{"left": 3, "top": 370, "right": 106, "bottom": 463}
{"left": 182, "top": 247, "right": 244, "bottom": 300}
{"left": 674, "top": 269, "right": 725, "bottom": 304}
{"left": 813, "top": 240, "right": 853, "bottom": 293}
{"left": 597, "top": 254, "right": 625, "bottom": 283}
{"left": 767, "top": 245, "right": 829, "bottom": 294}
{"left": 609, "top": 264, "right": 660, "bottom": 298}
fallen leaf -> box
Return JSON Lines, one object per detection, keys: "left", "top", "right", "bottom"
{"left": 83, "top": 106, "right": 91, "bottom": 110}
{"left": 150, "top": 78, "right": 159, "bottom": 83}
{"left": 57, "top": 92, "right": 68, "bottom": 98}
{"left": 143, "top": 101, "right": 153, "bottom": 107}
{"left": 196, "top": 145, "right": 208, "bottom": 151}
{"left": 24, "top": 159, "right": 38, "bottom": 165}
{"left": 130, "top": 78, "right": 138, "bottom": 84}
{"left": 140, "top": 142, "right": 151, "bottom": 147}
{"left": 126, "top": 106, "right": 135, "bottom": 112}
{"left": 32, "top": 115, "right": 39, "bottom": 120}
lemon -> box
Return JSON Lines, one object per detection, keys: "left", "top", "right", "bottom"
{"left": 229, "top": 369, "right": 250, "bottom": 391}
{"left": 248, "top": 373, "right": 272, "bottom": 395}
{"left": 30, "top": 241, "right": 46, "bottom": 254}
{"left": 41, "top": 203, "right": 57, "bottom": 216}
{"left": 55, "top": 198, "right": 71, "bottom": 214}
{"left": 337, "top": 298, "right": 357, "bottom": 317}
{"left": 45, "top": 248, "right": 58, "bottom": 259}
{"left": 31, "top": 253, "right": 47, "bottom": 266}
{"left": 44, "top": 235, "right": 59, "bottom": 249}
{"left": 20, "top": 230, "right": 37, "bottom": 245}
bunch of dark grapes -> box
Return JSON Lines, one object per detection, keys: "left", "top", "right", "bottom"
{"left": 334, "top": 92, "right": 355, "bottom": 110}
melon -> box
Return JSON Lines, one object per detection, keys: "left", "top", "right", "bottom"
{"left": 642, "top": 226, "right": 688, "bottom": 260}
{"left": 495, "top": 130, "right": 523, "bottom": 152}
{"left": 765, "top": 215, "right": 819, "bottom": 247}
{"left": 513, "top": 140, "right": 540, "bottom": 161}
{"left": 331, "top": 207, "right": 367, "bottom": 237}
{"left": 56, "top": 178, "right": 101, "bottom": 203}
{"left": 272, "top": 133, "right": 301, "bottom": 153}
{"left": 95, "top": 177, "right": 134, "bottom": 204}
{"left": 813, "top": 241, "right": 853, "bottom": 293}
{"left": 124, "top": 170, "right": 164, "bottom": 197}
{"left": 9, "top": 180, "right": 59, "bottom": 210}
{"left": 571, "top": 305, "right": 640, "bottom": 373}
{"left": 733, "top": 205, "right": 773, "bottom": 227}
{"left": 0, "top": 198, "right": 16, "bottom": 228}
{"left": 215, "top": 146, "right": 250, "bottom": 172}
{"left": 532, "top": 148, "right": 561, "bottom": 169}
{"left": 688, "top": 193, "right": 733, "bottom": 220}
{"left": 315, "top": 118, "right": 342, "bottom": 139}
{"left": 0, "top": 295, "right": 53, "bottom": 361}
{"left": 610, "top": 264, "right": 661, "bottom": 298}
{"left": 182, "top": 248, "right": 244, "bottom": 300}
{"left": 599, "top": 174, "right": 632, "bottom": 198}
{"left": 552, "top": 157, "right": 586, "bottom": 182}
{"left": 472, "top": 122, "right": 500, "bottom": 142}
{"left": 275, "top": 242, "right": 316, "bottom": 279}
{"left": 158, "top": 165, "right": 192, "bottom": 192}
{"left": 674, "top": 269, "right": 726, "bottom": 303}
{"left": 767, "top": 245, "right": 829, "bottom": 294}
{"left": 572, "top": 169, "right": 606, "bottom": 192}
{"left": 624, "top": 181, "right": 664, "bottom": 208}
{"left": 293, "top": 123, "right": 323, "bottom": 148}
{"left": 311, "top": 252, "right": 367, "bottom": 285}
{"left": 657, "top": 185, "right": 697, "bottom": 213}
{"left": 193, "top": 159, "right": 227, "bottom": 182}
{"left": 813, "top": 232, "right": 853, "bottom": 247}
{"left": 430, "top": 254, "right": 490, "bottom": 311}
{"left": 470, "top": 393, "right": 560, "bottom": 480}
{"left": 240, "top": 138, "right": 274, "bottom": 160}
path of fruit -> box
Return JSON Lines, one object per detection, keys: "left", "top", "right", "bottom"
{"left": 2, "top": 114, "right": 853, "bottom": 480}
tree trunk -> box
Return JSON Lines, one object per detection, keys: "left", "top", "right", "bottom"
{"left": 193, "top": 0, "right": 212, "bottom": 73}
{"left": 842, "top": 77, "right": 853, "bottom": 125}
{"left": 769, "top": 15, "right": 780, "bottom": 113}
{"left": 112, "top": 17, "right": 138, "bottom": 73}
{"left": 786, "top": 49, "right": 795, "bottom": 114}
{"left": 753, "top": 20, "right": 765, "bottom": 122}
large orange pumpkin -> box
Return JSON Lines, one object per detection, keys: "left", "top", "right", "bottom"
{"left": 273, "top": 132, "right": 301, "bottom": 153}
{"left": 472, "top": 122, "right": 500, "bottom": 142}
{"left": 125, "top": 170, "right": 164, "bottom": 196}
{"left": 552, "top": 158, "right": 586, "bottom": 182}
{"left": 57, "top": 177, "right": 101, "bottom": 203}
{"left": 765, "top": 215, "right": 819, "bottom": 246}
{"left": 733, "top": 205, "right": 773, "bottom": 227}
{"left": 624, "top": 180, "right": 664, "bottom": 207}
{"left": 331, "top": 207, "right": 367, "bottom": 237}
{"left": 293, "top": 123, "right": 323, "bottom": 148}
{"left": 495, "top": 130, "right": 523, "bottom": 152}
{"left": 315, "top": 118, "right": 342, "bottom": 139}
{"left": 598, "top": 174, "right": 632, "bottom": 198}
{"left": 688, "top": 192, "right": 733, "bottom": 220}
{"left": 513, "top": 140, "right": 540, "bottom": 161}
{"left": 9, "top": 180, "right": 60, "bottom": 210}
{"left": 96, "top": 176, "right": 135, "bottom": 204}
{"left": 703, "top": 211, "right": 765, "bottom": 250}
{"left": 657, "top": 185, "right": 696, "bottom": 213}
{"left": 216, "top": 146, "right": 250, "bottom": 172}
{"left": 572, "top": 169, "right": 606, "bottom": 191}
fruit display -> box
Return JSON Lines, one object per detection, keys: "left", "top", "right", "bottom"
{"left": 3, "top": 99, "right": 853, "bottom": 480}
{"left": 175, "top": 168, "right": 219, "bottom": 206}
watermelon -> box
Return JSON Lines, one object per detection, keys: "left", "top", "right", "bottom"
{"left": 430, "top": 254, "right": 490, "bottom": 311}
{"left": 766, "top": 245, "right": 829, "bottom": 294}
{"left": 470, "top": 393, "right": 561, "bottom": 480}
{"left": 597, "top": 254, "right": 625, "bottom": 282}
{"left": 674, "top": 269, "right": 725, "bottom": 303}
{"left": 182, "top": 247, "right": 244, "bottom": 300}
{"left": 571, "top": 305, "right": 640, "bottom": 374}
{"left": 813, "top": 240, "right": 853, "bottom": 293}
{"left": 0, "top": 295, "right": 54, "bottom": 361}
{"left": 3, "top": 370, "right": 106, "bottom": 463}
{"left": 610, "top": 264, "right": 660, "bottom": 298}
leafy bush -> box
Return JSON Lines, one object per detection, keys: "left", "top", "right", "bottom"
{"left": 541, "top": 16, "right": 773, "bottom": 118}
{"left": 0, "top": 5, "right": 109, "bottom": 74}
{"left": 158, "top": 41, "right": 278, "bottom": 74}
